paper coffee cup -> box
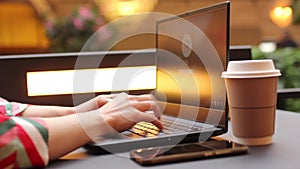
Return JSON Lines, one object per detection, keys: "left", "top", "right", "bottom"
{"left": 222, "top": 59, "right": 281, "bottom": 79}
{"left": 222, "top": 59, "right": 281, "bottom": 146}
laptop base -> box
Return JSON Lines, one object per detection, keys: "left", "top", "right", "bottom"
{"left": 83, "top": 130, "right": 224, "bottom": 155}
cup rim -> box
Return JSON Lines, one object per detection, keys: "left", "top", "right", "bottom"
{"left": 221, "top": 69, "right": 281, "bottom": 78}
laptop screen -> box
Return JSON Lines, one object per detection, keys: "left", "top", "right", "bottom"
{"left": 155, "top": 2, "right": 229, "bottom": 129}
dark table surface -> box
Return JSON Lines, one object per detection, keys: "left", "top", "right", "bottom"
{"left": 47, "top": 109, "right": 300, "bottom": 169}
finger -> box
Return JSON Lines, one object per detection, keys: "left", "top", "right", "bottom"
{"left": 151, "top": 118, "right": 163, "bottom": 130}
{"left": 128, "top": 94, "right": 155, "bottom": 102}
{"left": 100, "top": 94, "right": 115, "bottom": 99}
{"left": 130, "top": 100, "right": 162, "bottom": 118}
{"left": 95, "top": 95, "right": 114, "bottom": 107}
{"left": 111, "top": 93, "right": 163, "bottom": 129}
{"left": 120, "top": 94, "right": 160, "bottom": 113}
{"left": 136, "top": 112, "right": 163, "bottom": 130}
{"left": 133, "top": 95, "right": 162, "bottom": 118}
{"left": 148, "top": 100, "right": 162, "bottom": 119}
{"left": 96, "top": 94, "right": 115, "bottom": 99}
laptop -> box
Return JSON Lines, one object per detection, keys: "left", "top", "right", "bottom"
{"left": 84, "top": 1, "right": 230, "bottom": 155}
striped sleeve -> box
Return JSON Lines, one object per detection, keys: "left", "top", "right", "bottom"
{"left": 0, "top": 114, "right": 49, "bottom": 168}
{"left": 0, "top": 97, "right": 28, "bottom": 117}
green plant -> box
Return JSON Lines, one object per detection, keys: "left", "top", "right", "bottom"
{"left": 252, "top": 47, "right": 300, "bottom": 112}
{"left": 45, "top": 4, "right": 111, "bottom": 52}
{"left": 292, "top": 0, "right": 300, "bottom": 25}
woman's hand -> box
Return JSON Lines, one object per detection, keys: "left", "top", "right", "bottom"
{"left": 99, "top": 93, "right": 163, "bottom": 133}
{"left": 77, "top": 93, "right": 163, "bottom": 141}
{"left": 75, "top": 94, "right": 115, "bottom": 113}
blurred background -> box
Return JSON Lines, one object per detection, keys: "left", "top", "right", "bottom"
{"left": 0, "top": 0, "right": 299, "bottom": 53}
{"left": 0, "top": 0, "right": 299, "bottom": 111}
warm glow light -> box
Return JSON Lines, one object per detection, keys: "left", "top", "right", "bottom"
{"left": 27, "top": 66, "right": 156, "bottom": 96}
{"left": 274, "top": 7, "right": 292, "bottom": 17}
{"left": 118, "top": 1, "right": 136, "bottom": 16}
{"left": 270, "top": 6, "right": 293, "bottom": 28}
{"left": 96, "top": 0, "right": 158, "bottom": 21}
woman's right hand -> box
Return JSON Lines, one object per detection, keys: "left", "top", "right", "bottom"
{"left": 76, "top": 93, "right": 163, "bottom": 141}
{"left": 99, "top": 93, "right": 163, "bottom": 134}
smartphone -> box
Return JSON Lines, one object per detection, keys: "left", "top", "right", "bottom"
{"left": 130, "top": 139, "right": 248, "bottom": 166}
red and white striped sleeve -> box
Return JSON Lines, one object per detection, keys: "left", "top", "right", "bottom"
{"left": 0, "top": 98, "right": 49, "bottom": 168}
{"left": 0, "top": 97, "right": 28, "bottom": 117}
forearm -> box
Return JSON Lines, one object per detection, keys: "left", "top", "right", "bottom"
{"left": 20, "top": 94, "right": 112, "bottom": 118}
{"left": 22, "top": 105, "right": 75, "bottom": 117}
{"left": 43, "top": 114, "right": 92, "bottom": 160}
{"left": 24, "top": 93, "right": 162, "bottom": 161}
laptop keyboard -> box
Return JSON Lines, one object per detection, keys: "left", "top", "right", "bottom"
{"left": 128, "top": 119, "right": 204, "bottom": 137}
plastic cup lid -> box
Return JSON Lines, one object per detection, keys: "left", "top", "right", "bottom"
{"left": 221, "top": 59, "right": 281, "bottom": 78}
